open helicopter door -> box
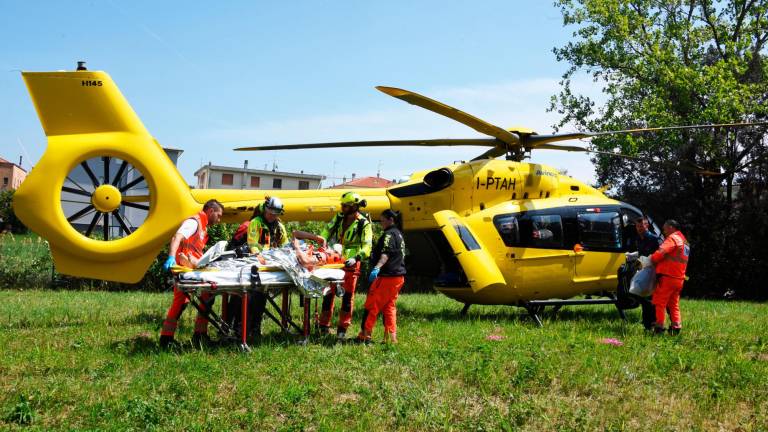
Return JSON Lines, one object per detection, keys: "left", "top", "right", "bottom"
{"left": 433, "top": 210, "right": 506, "bottom": 292}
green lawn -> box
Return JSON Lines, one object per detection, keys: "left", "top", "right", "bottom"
{"left": 0, "top": 290, "right": 766, "bottom": 431}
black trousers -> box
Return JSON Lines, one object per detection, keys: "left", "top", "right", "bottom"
{"left": 618, "top": 263, "right": 655, "bottom": 329}
{"left": 226, "top": 292, "right": 268, "bottom": 337}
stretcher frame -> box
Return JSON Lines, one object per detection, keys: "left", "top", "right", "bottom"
{"left": 174, "top": 270, "right": 343, "bottom": 351}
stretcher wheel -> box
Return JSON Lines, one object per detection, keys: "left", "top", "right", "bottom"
{"left": 61, "top": 156, "right": 152, "bottom": 241}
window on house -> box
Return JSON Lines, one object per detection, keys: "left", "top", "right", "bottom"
{"left": 2, "top": 177, "right": 8, "bottom": 187}
{"left": 250, "top": 176, "right": 261, "bottom": 188}
{"left": 273, "top": 178, "right": 282, "bottom": 189}
{"left": 221, "top": 173, "right": 234, "bottom": 185}
{"left": 298, "top": 180, "right": 309, "bottom": 190}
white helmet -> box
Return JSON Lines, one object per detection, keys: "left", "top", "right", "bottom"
{"left": 264, "top": 196, "right": 285, "bottom": 215}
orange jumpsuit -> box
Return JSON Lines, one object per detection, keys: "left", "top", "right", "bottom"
{"left": 650, "top": 230, "right": 689, "bottom": 329}
{"left": 318, "top": 213, "right": 372, "bottom": 334}
{"left": 320, "top": 262, "right": 361, "bottom": 331}
{"left": 160, "top": 211, "right": 213, "bottom": 338}
{"left": 361, "top": 276, "right": 405, "bottom": 338}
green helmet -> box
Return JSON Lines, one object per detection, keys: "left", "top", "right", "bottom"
{"left": 340, "top": 191, "right": 363, "bottom": 206}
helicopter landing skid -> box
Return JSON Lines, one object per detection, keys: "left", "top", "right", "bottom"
{"left": 522, "top": 296, "right": 627, "bottom": 327}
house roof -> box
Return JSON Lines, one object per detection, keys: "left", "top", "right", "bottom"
{"left": 0, "top": 157, "right": 27, "bottom": 173}
{"left": 194, "top": 164, "right": 324, "bottom": 180}
{"left": 329, "top": 176, "right": 394, "bottom": 189}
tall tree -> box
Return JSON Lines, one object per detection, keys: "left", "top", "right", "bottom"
{"left": 552, "top": 0, "right": 768, "bottom": 298}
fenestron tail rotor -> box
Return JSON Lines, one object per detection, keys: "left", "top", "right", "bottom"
{"left": 234, "top": 85, "right": 768, "bottom": 175}
{"left": 61, "top": 156, "right": 151, "bottom": 241}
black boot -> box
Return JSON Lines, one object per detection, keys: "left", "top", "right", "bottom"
{"left": 159, "top": 335, "right": 179, "bottom": 349}
{"left": 191, "top": 333, "right": 215, "bottom": 349}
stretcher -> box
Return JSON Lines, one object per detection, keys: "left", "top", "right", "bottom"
{"left": 172, "top": 245, "right": 345, "bottom": 351}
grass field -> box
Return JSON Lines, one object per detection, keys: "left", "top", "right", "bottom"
{"left": 1, "top": 290, "right": 766, "bottom": 431}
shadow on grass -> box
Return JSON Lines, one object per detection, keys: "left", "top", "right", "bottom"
{"left": 108, "top": 328, "right": 333, "bottom": 356}
{"left": 397, "top": 302, "right": 639, "bottom": 327}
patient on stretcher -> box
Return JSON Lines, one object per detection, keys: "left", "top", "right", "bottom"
{"left": 291, "top": 238, "right": 343, "bottom": 271}
{"left": 175, "top": 231, "right": 346, "bottom": 298}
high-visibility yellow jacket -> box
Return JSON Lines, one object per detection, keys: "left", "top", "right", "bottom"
{"left": 321, "top": 212, "right": 373, "bottom": 260}
{"left": 247, "top": 216, "right": 288, "bottom": 252}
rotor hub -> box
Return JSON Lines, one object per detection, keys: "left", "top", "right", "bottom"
{"left": 91, "top": 184, "right": 122, "bottom": 213}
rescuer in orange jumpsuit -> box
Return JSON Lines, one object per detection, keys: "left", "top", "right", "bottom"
{"left": 358, "top": 209, "right": 406, "bottom": 344}
{"left": 159, "top": 199, "right": 223, "bottom": 348}
{"left": 650, "top": 219, "right": 689, "bottom": 335}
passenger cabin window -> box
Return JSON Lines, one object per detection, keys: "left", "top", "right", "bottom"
{"left": 449, "top": 218, "right": 481, "bottom": 251}
{"left": 494, "top": 215, "right": 519, "bottom": 247}
{"left": 577, "top": 211, "right": 622, "bottom": 250}
{"left": 518, "top": 214, "right": 564, "bottom": 248}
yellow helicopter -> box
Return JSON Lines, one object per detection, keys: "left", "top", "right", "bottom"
{"left": 13, "top": 66, "right": 764, "bottom": 323}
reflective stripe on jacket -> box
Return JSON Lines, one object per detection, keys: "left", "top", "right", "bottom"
{"left": 321, "top": 213, "right": 373, "bottom": 259}
{"left": 177, "top": 211, "right": 209, "bottom": 261}
{"left": 651, "top": 230, "right": 689, "bottom": 279}
{"left": 247, "top": 216, "right": 288, "bottom": 252}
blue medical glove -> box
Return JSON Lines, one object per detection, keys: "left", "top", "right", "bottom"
{"left": 368, "top": 267, "right": 380, "bottom": 283}
{"left": 163, "top": 255, "right": 176, "bottom": 271}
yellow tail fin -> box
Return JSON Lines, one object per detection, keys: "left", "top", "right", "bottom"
{"left": 22, "top": 71, "right": 149, "bottom": 136}
{"left": 15, "top": 70, "right": 198, "bottom": 283}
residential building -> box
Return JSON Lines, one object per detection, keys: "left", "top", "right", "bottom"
{"left": 329, "top": 175, "right": 394, "bottom": 189}
{"left": 194, "top": 161, "right": 324, "bottom": 190}
{"left": 0, "top": 156, "right": 27, "bottom": 191}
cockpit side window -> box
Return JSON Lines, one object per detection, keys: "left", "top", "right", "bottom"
{"left": 493, "top": 214, "right": 519, "bottom": 247}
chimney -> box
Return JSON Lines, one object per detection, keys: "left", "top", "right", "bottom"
{"left": 242, "top": 160, "right": 248, "bottom": 189}
{"left": 352, "top": 173, "right": 356, "bottom": 179}
{"left": 19, "top": 155, "right": 22, "bottom": 166}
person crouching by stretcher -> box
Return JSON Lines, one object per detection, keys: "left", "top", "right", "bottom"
{"left": 159, "top": 199, "right": 223, "bottom": 349}
{"left": 226, "top": 196, "right": 289, "bottom": 340}
{"left": 317, "top": 192, "right": 373, "bottom": 340}
{"left": 357, "top": 209, "right": 406, "bottom": 345}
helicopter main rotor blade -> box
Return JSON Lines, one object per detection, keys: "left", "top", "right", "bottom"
{"left": 535, "top": 143, "right": 721, "bottom": 176}
{"left": 235, "top": 138, "right": 497, "bottom": 152}
{"left": 376, "top": 86, "right": 520, "bottom": 147}
{"left": 524, "top": 122, "right": 768, "bottom": 147}
{"left": 471, "top": 146, "right": 509, "bottom": 161}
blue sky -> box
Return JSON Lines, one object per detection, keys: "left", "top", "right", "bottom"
{"left": 0, "top": 1, "right": 602, "bottom": 186}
